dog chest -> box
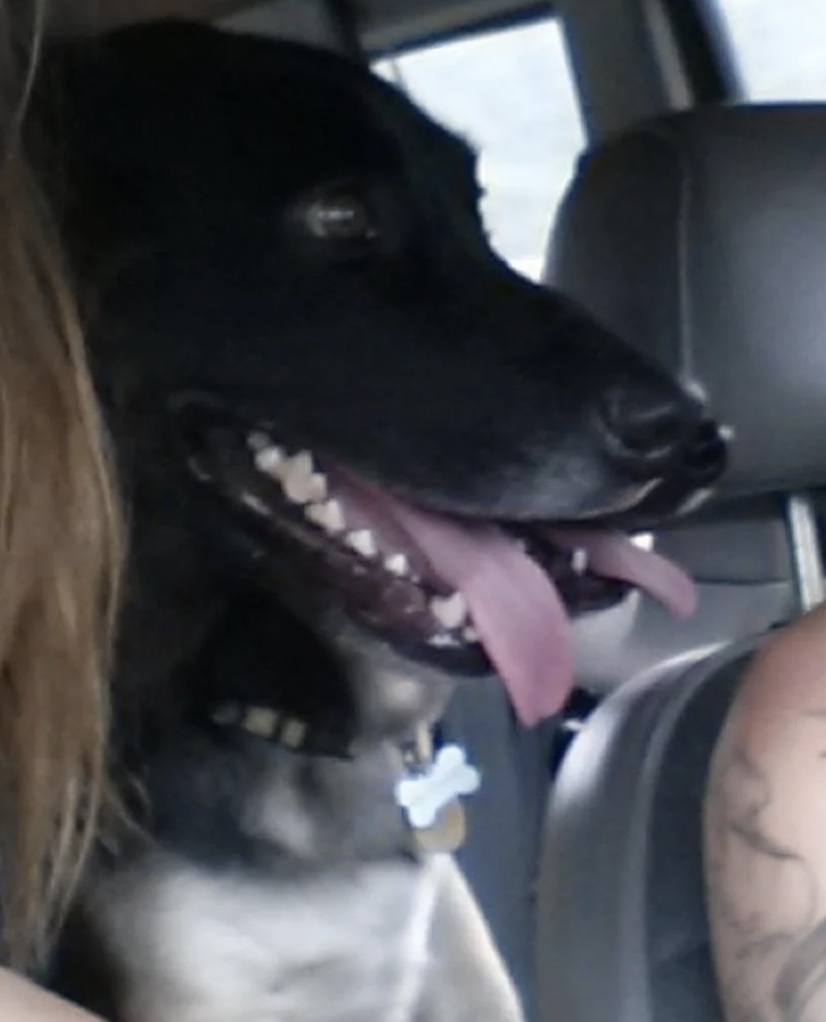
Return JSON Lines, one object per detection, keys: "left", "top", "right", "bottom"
{"left": 89, "top": 852, "right": 441, "bottom": 1022}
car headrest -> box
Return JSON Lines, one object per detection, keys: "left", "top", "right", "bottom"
{"left": 546, "top": 105, "right": 826, "bottom": 499}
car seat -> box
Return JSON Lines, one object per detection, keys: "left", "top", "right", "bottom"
{"left": 538, "top": 104, "right": 826, "bottom": 1022}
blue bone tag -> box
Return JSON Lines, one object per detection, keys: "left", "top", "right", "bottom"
{"left": 395, "top": 744, "right": 481, "bottom": 830}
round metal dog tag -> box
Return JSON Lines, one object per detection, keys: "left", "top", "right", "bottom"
{"left": 411, "top": 798, "right": 467, "bottom": 855}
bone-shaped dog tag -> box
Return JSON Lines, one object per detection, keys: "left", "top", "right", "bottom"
{"left": 395, "top": 744, "right": 481, "bottom": 854}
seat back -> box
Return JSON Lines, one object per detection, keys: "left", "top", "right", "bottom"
{"left": 545, "top": 105, "right": 826, "bottom": 695}
{"left": 540, "top": 640, "right": 758, "bottom": 1022}
{"left": 539, "top": 105, "right": 826, "bottom": 1021}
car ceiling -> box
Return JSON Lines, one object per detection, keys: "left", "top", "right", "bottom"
{"left": 51, "top": 0, "right": 552, "bottom": 53}
{"left": 334, "top": 0, "right": 551, "bottom": 51}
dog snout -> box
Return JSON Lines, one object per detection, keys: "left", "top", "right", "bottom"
{"left": 597, "top": 380, "right": 697, "bottom": 476}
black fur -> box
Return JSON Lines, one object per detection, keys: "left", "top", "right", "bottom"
{"left": 32, "top": 23, "right": 725, "bottom": 1015}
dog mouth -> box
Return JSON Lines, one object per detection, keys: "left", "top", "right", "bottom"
{"left": 181, "top": 404, "right": 696, "bottom": 726}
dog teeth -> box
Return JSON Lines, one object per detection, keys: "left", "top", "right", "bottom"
{"left": 345, "top": 529, "right": 377, "bottom": 558}
{"left": 431, "top": 593, "right": 468, "bottom": 630}
{"left": 305, "top": 499, "right": 346, "bottom": 534}
{"left": 294, "top": 470, "right": 327, "bottom": 503}
{"left": 282, "top": 451, "right": 327, "bottom": 504}
{"left": 292, "top": 450, "right": 315, "bottom": 475}
{"left": 308, "top": 475, "right": 328, "bottom": 502}
{"left": 242, "top": 706, "right": 279, "bottom": 738}
{"left": 571, "top": 548, "right": 589, "bottom": 575}
{"left": 254, "top": 445, "right": 285, "bottom": 476}
{"left": 324, "top": 499, "right": 346, "bottom": 532}
{"left": 385, "top": 553, "right": 410, "bottom": 577}
{"left": 428, "top": 633, "right": 458, "bottom": 648}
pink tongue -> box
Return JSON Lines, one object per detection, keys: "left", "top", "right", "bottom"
{"left": 385, "top": 500, "right": 574, "bottom": 727}
{"left": 544, "top": 528, "right": 697, "bottom": 618}
{"left": 329, "top": 472, "right": 697, "bottom": 728}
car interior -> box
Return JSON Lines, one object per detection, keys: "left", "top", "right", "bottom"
{"left": 48, "top": 1, "right": 826, "bottom": 1020}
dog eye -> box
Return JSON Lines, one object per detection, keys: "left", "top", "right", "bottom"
{"left": 304, "top": 191, "right": 378, "bottom": 243}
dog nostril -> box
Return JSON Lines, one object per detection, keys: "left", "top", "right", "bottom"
{"left": 682, "top": 419, "right": 729, "bottom": 484}
{"left": 598, "top": 383, "right": 689, "bottom": 466}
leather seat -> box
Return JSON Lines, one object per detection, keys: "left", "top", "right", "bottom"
{"left": 538, "top": 105, "right": 826, "bottom": 1022}
{"left": 542, "top": 642, "right": 752, "bottom": 1021}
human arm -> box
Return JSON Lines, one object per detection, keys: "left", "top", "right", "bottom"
{"left": 704, "top": 602, "right": 826, "bottom": 1022}
{"left": 0, "top": 968, "right": 103, "bottom": 1022}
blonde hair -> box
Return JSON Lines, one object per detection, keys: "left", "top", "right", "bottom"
{"left": 0, "top": 0, "right": 123, "bottom": 970}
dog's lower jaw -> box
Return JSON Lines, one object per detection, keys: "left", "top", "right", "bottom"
{"left": 352, "top": 662, "right": 455, "bottom": 744}
{"left": 325, "top": 617, "right": 456, "bottom": 744}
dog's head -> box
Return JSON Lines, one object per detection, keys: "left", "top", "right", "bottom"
{"left": 43, "top": 23, "right": 727, "bottom": 727}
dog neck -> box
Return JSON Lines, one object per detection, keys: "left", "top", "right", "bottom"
{"left": 203, "top": 661, "right": 454, "bottom": 761}
{"left": 351, "top": 664, "right": 454, "bottom": 744}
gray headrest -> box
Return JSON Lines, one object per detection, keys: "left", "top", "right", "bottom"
{"left": 547, "top": 105, "right": 826, "bottom": 498}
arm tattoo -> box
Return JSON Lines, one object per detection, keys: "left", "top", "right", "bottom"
{"left": 706, "top": 741, "right": 825, "bottom": 1022}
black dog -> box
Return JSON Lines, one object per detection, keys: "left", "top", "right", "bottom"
{"left": 36, "top": 22, "right": 726, "bottom": 1022}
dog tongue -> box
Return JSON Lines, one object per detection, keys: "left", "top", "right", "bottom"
{"left": 388, "top": 502, "right": 697, "bottom": 727}
{"left": 386, "top": 501, "right": 574, "bottom": 727}
{"left": 543, "top": 528, "right": 698, "bottom": 619}
{"left": 330, "top": 473, "right": 696, "bottom": 728}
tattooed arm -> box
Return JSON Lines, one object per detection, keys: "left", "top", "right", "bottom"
{"left": 704, "top": 603, "right": 826, "bottom": 1022}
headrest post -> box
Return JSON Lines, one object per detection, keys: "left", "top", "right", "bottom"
{"left": 784, "top": 492, "right": 825, "bottom": 612}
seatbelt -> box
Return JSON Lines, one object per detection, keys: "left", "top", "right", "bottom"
{"left": 784, "top": 491, "right": 825, "bottom": 611}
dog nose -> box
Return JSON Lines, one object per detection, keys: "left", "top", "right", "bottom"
{"left": 597, "top": 381, "right": 693, "bottom": 475}
{"left": 679, "top": 418, "right": 729, "bottom": 486}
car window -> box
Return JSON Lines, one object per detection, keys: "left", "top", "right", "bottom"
{"left": 373, "top": 17, "right": 584, "bottom": 282}
{"left": 718, "top": 0, "right": 826, "bottom": 99}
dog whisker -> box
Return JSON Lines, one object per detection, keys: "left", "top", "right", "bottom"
{"left": 188, "top": 457, "right": 212, "bottom": 483}
{"left": 239, "top": 491, "right": 272, "bottom": 516}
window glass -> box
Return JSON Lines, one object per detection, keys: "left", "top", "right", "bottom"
{"left": 717, "top": 0, "right": 826, "bottom": 100}
{"left": 374, "top": 18, "right": 584, "bottom": 281}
